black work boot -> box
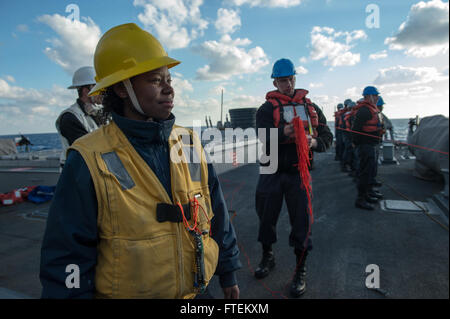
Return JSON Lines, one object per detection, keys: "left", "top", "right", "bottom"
{"left": 355, "top": 196, "right": 375, "bottom": 210}
{"left": 341, "top": 164, "right": 351, "bottom": 173}
{"left": 254, "top": 250, "right": 275, "bottom": 279}
{"left": 365, "top": 194, "right": 379, "bottom": 203}
{"left": 290, "top": 251, "right": 308, "bottom": 297}
{"left": 368, "top": 189, "right": 383, "bottom": 199}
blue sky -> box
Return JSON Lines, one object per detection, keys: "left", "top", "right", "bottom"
{"left": 0, "top": 0, "right": 448, "bottom": 134}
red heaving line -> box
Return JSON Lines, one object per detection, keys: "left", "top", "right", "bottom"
{"left": 292, "top": 116, "right": 314, "bottom": 224}
{"left": 322, "top": 123, "right": 449, "bottom": 156}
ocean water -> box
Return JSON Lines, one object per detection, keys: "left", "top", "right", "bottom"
{"left": 0, "top": 119, "right": 410, "bottom": 153}
{"left": 0, "top": 133, "right": 62, "bottom": 153}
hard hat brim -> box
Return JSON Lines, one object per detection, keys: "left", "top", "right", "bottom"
{"left": 89, "top": 56, "right": 181, "bottom": 96}
{"left": 271, "top": 71, "right": 296, "bottom": 79}
{"left": 67, "top": 82, "right": 96, "bottom": 90}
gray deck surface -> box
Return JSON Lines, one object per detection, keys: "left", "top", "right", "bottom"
{"left": 207, "top": 149, "right": 449, "bottom": 299}
{"left": 0, "top": 147, "right": 448, "bottom": 299}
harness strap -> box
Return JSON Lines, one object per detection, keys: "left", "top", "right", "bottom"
{"left": 156, "top": 203, "right": 191, "bottom": 223}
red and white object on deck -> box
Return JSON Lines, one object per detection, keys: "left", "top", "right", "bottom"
{"left": 0, "top": 186, "right": 36, "bottom": 206}
{"left": 232, "top": 151, "right": 238, "bottom": 167}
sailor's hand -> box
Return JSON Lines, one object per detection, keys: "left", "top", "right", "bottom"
{"left": 284, "top": 124, "right": 295, "bottom": 138}
{"left": 223, "top": 285, "right": 240, "bottom": 299}
{"left": 308, "top": 136, "right": 318, "bottom": 149}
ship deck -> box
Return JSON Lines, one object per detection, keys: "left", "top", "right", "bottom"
{"left": 0, "top": 146, "right": 448, "bottom": 299}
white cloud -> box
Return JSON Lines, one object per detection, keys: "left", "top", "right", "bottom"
{"left": 369, "top": 64, "right": 449, "bottom": 118}
{"left": 0, "top": 106, "right": 21, "bottom": 115}
{"left": 0, "top": 79, "right": 77, "bottom": 133}
{"left": 134, "top": 0, "right": 208, "bottom": 50}
{"left": 309, "top": 82, "right": 323, "bottom": 88}
{"left": 171, "top": 73, "right": 195, "bottom": 113}
{"left": 0, "top": 79, "right": 44, "bottom": 102}
{"left": 374, "top": 65, "right": 448, "bottom": 87}
{"left": 229, "top": 94, "right": 262, "bottom": 106}
{"left": 307, "top": 94, "right": 341, "bottom": 116}
{"left": 38, "top": 14, "right": 101, "bottom": 75}
{"left": 215, "top": 8, "right": 241, "bottom": 35}
{"left": 408, "top": 86, "right": 434, "bottom": 95}
{"left": 170, "top": 74, "right": 236, "bottom": 127}
{"left": 209, "top": 84, "right": 228, "bottom": 96}
{"left": 4, "top": 75, "right": 15, "bottom": 83}
{"left": 345, "top": 86, "right": 363, "bottom": 98}
{"left": 172, "top": 75, "right": 194, "bottom": 94}
{"left": 226, "top": 0, "right": 302, "bottom": 7}
{"left": 309, "top": 94, "right": 339, "bottom": 105}
{"left": 172, "top": 87, "right": 263, "bottom": 127}
{"left": 31, "top": 106, "right": 53, "bottom": 116}
{"left": 194, "top": 35, "right": 269, "bottom": 81}
{"left": 173, "top": 95, "right": 222, "bottom": 125}
{"left": 309, "top": 26, "right": 367, "bottom": 67}
{"left": 299, "top": 57, "right": 308, "bottom": 64}
{"left": 0, "top": 79, "right": 74, "bottom": 111}
{"left": 295, "top": 66, "right": 308, "bottom": 75}
{"left": 385, "top": 86, "right": 435, "bottom": 97}
{"left": 385, "top": 89, "right": 409, "bottom": 97}
{"left": 384, "top": 0, "right": 449, "bottom": 58}
{"left": 369, "top": 50, "right": 388, "bottom": 60}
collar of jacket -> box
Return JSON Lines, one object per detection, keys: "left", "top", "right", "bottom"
{"left": 111, "top": 112, "right": 176, "bottom": 145}
{"left": 266, "top": 89, "right": 309, "bottom": 104}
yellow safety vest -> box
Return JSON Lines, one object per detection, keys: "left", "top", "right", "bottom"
{"left": 70, "top": 121, "right": 219, "bottom": 298}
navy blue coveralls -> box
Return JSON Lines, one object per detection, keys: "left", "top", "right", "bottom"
{"left": 351, "top": 106, "right": 382, "bottom": 197}
{"left": 342, "top": 111, "right": 357, "bottom": 171}
{"left": 255, "top": 98, "right": 332, "bottom": 253}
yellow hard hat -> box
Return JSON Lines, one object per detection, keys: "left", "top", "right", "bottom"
{"left": 89, "top": 23, "right": 180, "bottom": 96}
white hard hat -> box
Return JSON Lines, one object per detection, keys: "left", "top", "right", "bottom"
{"left": 68, "top": 66, "right": 96, "bottom": 89}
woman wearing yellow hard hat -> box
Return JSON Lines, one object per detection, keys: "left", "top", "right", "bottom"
{"left": 40, "top": 23, "right": 241, "bottom": 299}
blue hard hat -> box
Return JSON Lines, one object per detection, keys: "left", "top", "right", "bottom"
{"left": 271, "top": 58, "right": 296, "bottom": 78}
{"left": 337, "top": 103, "right": 344, "bottom": 109}
{"left": 362, "top": 86, "right": 380, "bottom": 96}
{"left": 377, "top": 96, "right": 385, "bottom": 106}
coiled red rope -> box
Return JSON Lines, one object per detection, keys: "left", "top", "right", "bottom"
{"left": 292, "top": 116, "right": 314, "bottom": 224}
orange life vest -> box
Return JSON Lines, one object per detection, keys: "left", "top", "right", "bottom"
{"left": 267, "top": 89, "right": 319, "bottom": 142}
{"left": 351, "top": 101, "right": 382, "bottom": 134}
{"left": 337, "top": 108, "right": 348, "bottom": 129}
{"left": 344, "top": 110, "right": 354, "bottom": 131}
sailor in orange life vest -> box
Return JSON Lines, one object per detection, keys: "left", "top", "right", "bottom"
{"left": 40, "top": 23, "right": 241, "bottom": 299}
{"left": 341, "top": 99, "right": 358, "bottom": 175}
{"left": 351, "top": 86, "right": 384, "bottom": 211}
{"left": 254, "top": 58, "right": 333, "bottom": 297}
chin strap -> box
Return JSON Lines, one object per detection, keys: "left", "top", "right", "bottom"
{"left": 123, "top": 78, "right": 146, "bottom": 116}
